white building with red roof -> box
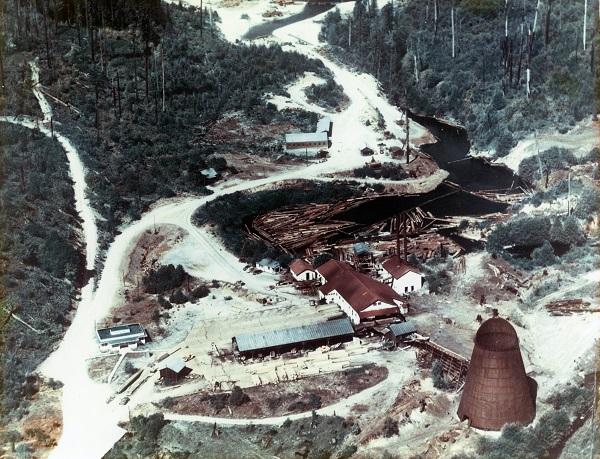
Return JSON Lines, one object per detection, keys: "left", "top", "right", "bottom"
{"left": 289, "top": 259, "right": 316, "bottom": 282}
{"left": 381, "top": 257, "right": 423, "bottom": 295}
{"left": 316, "top": 259, "right": 406, "bottom": 324}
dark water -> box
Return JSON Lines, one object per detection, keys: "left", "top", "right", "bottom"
{"left": 408, "top": 111, "right": 527, "bottom": 192}
{"left": 337, "top": 182, "right": 508, "bottom": 226}
{"left": 243, "top": 3, "right": 334, "bottom": 40}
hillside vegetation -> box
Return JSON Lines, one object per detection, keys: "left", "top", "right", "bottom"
{"left": 2, "top": 1, "right": 338, "bottom": 252}
{"left": 320, "top": 0, "right": 597, "bottom": 155}
{"left": 0, "top": 124, "right": 84, "bottom": 418}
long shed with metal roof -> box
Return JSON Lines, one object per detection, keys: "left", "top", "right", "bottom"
{"left": 233, "top": 318, "right": 355, "bottom": 356}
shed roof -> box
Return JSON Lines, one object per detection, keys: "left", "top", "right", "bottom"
{"left": 234, "top": 318, "right": 354, "bottom": 353}
{"left": 289, "top": 259, "right": 314, "bottom": 275}
{"left": 96, "top": 323, "right": 146, "bottom": 342}
{"left": 285, "top": 132, "right": 329, "bottom": 144}
{"left": 361, "top": 146, "right": 375, "bottom": 154}
{"left": 389, "top": 321, "right": 417, "bottom": 337}
{"left": 316, "top": 117, "right": 332, "bottom": 133}
{"left": 353, "top": 242, "right": 370, "bottom": 255}
{"left": 162, "top": 357, "right": 186, "bottom": 374}
{"left": 382, "top": 257, "right": 421, "bottom": 279}
{"left": 257, "top": 258, "right": 281, "bottom": 270}
{"left": 201, "top": 168, "right": 218, "bottom": 179}
{"left": 315, "top": 259, "right": 352, "bottom": 280}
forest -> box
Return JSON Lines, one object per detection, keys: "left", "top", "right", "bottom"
{"left": 320, "top": 0, "right": 598, "bottom": 155}
{"left": 3, "top": 1, "right": 339, "bottom": 252}
{"left": 0, "top": 124, "right": 84, "bottom": 418}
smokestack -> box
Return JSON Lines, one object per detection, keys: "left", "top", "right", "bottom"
{"left": 457, "top": 317, "right": 536, "bottom": 430}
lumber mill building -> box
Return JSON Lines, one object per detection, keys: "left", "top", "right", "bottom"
{"left": 316, "top": 259, "right": 407, "bottom": 325}
{"left": 284, "top": 116, "right": 332, "bottom": 155}
{"left": 232, "top": 317, "right": 354, "bottom": 357}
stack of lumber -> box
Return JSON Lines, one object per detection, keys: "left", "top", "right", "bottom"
{"left": 545, "top": 299, "right": 598, "bottom": 315}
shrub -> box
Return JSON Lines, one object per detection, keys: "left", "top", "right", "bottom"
{"left": 382, "top": 417, "right": 399, "bottom": 438}
{"left": 518, "top": 147, "right": 577, "bottom": 184}
{"left": 432, "top": 359, "right": 448, "bottom": 389}
{"left": 426, "top": 268, "right": 451, "bottom": 294}
{"left": 124, "top": 361, "right": 137, "bottom": 375}
{"left": 190, "top": 284, "right": 210, "bottom": 299}
{"left": 229, "top": 386, "right": 250, "bottom": 406}
{"left": 143, "top": 264, "right": 187, "bottom": 294}
{"left": 531, "top": 240, "right": 556, "bottom": 267}
{"left": 169, "top": 289, "right": 188, "bottom": 304}
{"left": 130, "top": 413, "right": 167, "bottom": 443}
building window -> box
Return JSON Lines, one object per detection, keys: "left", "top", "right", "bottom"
{"left": 405, "top": 286, "right": 408, "bottom": 293}
{"left": 411, "top": 286, "right": 415, "bottom": 291}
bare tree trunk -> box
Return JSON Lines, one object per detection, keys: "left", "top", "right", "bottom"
{"left": 200, "top": 0, "right": 204, "bottom": 38}
{"left": 95, "top": 82, "right": 100, "bottom": 142}
{"left": 434, "top": 0, "right": 438, "bottom": 38}
{"left": 544, "top": 0, "right": 552, "bottom": 46}
{"left": 144, "top": 41, "right": 149, "bottom": 99}
{"left": 505, "top": 0, "right": 509, "bottom": 38}
{"left": 161, "top": 45, "right": 165, "bottom": 112}
{"left": 516, "top": 22, "right": 524, "bottom": 87}
{"left": 413, "top": 54, "right": 419, "bottom": 83}
{"left": 43, "top": 0, "right": 52, "bottom": 68}
{"left": 116, "top": 71, "right": 122, "bottom": 120}
{"left": 405, "top": 108, "right": 410, "bottom": 164}
{"left": 451, "top": 6, "right": 456, "bottom": 58}
{"left": 533, "top": 0, "right": 541, "bottom": 34}
{"left": 348, "top": 17, "right": 352, "bottom": 47}
{"left": 583, "top": 0, "right": 588, "bottom": 51}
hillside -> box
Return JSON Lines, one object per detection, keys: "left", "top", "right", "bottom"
{"left": 320, "top": 0, "right": 597, "bottom": 155}
{"left": 0, "top": 124, "right": 84, "bottom": 419}
{"left": 2, "top": 1, "right": 343, "bottom": 252}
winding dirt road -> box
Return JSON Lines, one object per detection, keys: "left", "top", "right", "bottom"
{"left": 3, "top": 8, "right": 435, "bottom": 458}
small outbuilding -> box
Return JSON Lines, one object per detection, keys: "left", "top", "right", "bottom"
{"left": 360, "top": 146, "right": 375, "bottom": 156}
{"left": 386, "top": 321, "right": 417, "bottom": 345}
{"left": 289, "top": 259, "right": 316, "bottom": 281}
{"left": 96, "top": 323, "right": 147, "bottom": 350}
{"left": 255, "top": 258, "right": 281, "bottom": 274}
{"left": 159, "top": 357, "right": 190, "bottom": 384}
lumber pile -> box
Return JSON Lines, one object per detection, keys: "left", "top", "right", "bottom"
{"left": 251, "top": 201, "right": 362, "bottom": 251}
{"left": 545, "top": 299, "right": 599, "bottom": 315}
{"left": 413, "top": 339, "right": 469, "bottom": 383}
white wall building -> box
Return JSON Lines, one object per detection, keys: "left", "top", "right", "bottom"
{"left": 289, "top": 259, "right": 317, "bottom": 281}
{"left": 381, "top": 257, "right": 423, "bottom": 295}
{"left": 316, "top": 259, "right": 406, "bottom": 325}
